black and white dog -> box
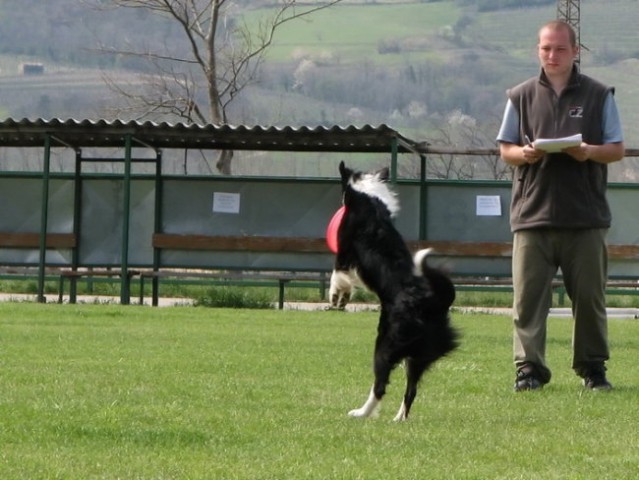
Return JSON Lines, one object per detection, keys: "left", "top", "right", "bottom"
{"left": 329, "top": 161, "right": 458, "bottom": 421}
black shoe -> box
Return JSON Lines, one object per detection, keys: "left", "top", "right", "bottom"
{"left": 583, "top": 371, "right": 613, "bottom": 391}
{"left": 514, "top": 369, "right": 543, "bottom": 392}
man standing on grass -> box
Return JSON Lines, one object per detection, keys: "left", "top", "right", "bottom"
{"left": 496, "top": 20, "right": 625, "bottom": 391}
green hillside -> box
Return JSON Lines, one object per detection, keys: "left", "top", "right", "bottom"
{"left": 0, "top": 0, "right": 638, "bottom": 176}
{"left": 247, "top": 2, "right": 462, "bottom": 63}
{"left": 246, "top": 1, "right": 639, "bottom": 146}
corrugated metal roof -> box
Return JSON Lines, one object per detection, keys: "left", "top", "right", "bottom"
{"left": 0, "top": 118, "right": 423, "bottom": 153}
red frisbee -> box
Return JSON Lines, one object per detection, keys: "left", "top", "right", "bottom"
{"left": 326, "top": 206, "right": 346, "bottom": 254}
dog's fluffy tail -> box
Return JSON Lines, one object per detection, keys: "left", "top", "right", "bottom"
{"left": 413, "top": 248, "right": 456, "bottom": 309}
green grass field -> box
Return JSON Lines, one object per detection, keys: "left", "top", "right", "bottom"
{"left": 1, "top": 303, "right": 638, "bottom": 478}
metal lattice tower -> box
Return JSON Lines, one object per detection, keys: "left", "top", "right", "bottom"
{"left": 557, "top": 0, "right": 581, "bottom": 64}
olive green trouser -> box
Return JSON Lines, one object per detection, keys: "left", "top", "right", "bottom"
{"left": 512, "top": 228, "right": 609, "bottom": 382}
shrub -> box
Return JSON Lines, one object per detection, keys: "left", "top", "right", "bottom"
{"left": 194, "top": 286, "right": 273, "bottom": 309}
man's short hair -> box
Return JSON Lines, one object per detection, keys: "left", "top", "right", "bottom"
{"left": 539, "top": 20, "right": 577, "bottom": 47}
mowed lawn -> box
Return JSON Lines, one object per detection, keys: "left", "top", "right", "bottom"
{"left": 1, "top": 303, "right": 638, "bottom": 479}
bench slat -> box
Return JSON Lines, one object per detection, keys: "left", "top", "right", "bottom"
{"left": 152, "top": 233, "right": 329, "bottom": 253}
{"left": 411, "top": 240, "right": 639, "bottom": 260}
{"left": 0, "top": 232, "right": 76, "bottom": 248}
{"left": 410, "top": 240, "right": 513, "bottom": 257}
{"left": 607, "top": 244, "right": 639, "bottom": 260}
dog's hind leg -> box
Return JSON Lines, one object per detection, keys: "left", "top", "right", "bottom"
{"left": 349, "top": 332, "right": 396, "bottom": 418}
{"left": 393, "top": 358, "right": 429, "bottom": 422}
{"left": 348, "top": 375, "right": 392, "bottom": 419}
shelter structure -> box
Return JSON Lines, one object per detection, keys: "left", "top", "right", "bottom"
{"left": 0, "top": 119, "right": 424, "bottom": 303}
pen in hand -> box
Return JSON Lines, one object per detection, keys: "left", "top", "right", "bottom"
{"left": 524, "top": 134, "right": 546, "bottom": 168}
{"left": 521, "top": 134, "right": 537, "bottom": 171}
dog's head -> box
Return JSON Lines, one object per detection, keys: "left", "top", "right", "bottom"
{"left": 338, "top": 161, "right": 399, "bottom": 217}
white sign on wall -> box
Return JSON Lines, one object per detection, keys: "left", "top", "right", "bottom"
{"left": 476, "top": 195, "right": 501, "bottom": 217}
{"left": 212, "top": 192, "right": 241, "bottom": 214}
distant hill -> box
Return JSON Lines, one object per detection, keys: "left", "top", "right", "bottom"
{"left": 0, "top": 0, "right": 637, "bottom": 179}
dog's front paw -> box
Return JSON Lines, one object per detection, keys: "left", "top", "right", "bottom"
{"left": 330, "top": 290, "right": 351, "bottom": 310}
{"left": 329, "top": 269, "right": 354, "bottom": 310}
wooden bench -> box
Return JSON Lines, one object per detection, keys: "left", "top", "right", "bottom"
{"left": 152, "top": 233, "right": 329, "bottom": 253}
{"left": 3, "top": 232, "right": 636, "bottom": 307}
{"left": 0, "top": 232, "right": 77, "bottom": 300}
{"left": 0, "top": 232, "right": 76, "bottom": 249}
{"left": 408, "top": 240, "right": 639, "bottom": 305}
{"left": 149, "top": 235, "right": 639, "bottom": 307}
{"left": 145, "top": 234, "right": 332, "bottom": 308}
{"left": 0, "top": 265, "right": 63, "bottom": 283}
{"left": 0, "top": 232, "right": 141, "bottom": 304}
{"left": 139, "top": 269, "right": 329, "bottom": 309}
{"left": 408, "top": 240, "right": 639, "bottom": 261}
{"left": 57, "top": 268, "right": 142, "bottom": 304}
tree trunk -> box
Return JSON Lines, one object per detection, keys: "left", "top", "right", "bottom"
{"left": 216, "top": 150, "right": 234, "bottom": 175}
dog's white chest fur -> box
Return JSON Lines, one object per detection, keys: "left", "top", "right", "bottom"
{"left": 349, "top": 174, "right": 400, "bottom": 217}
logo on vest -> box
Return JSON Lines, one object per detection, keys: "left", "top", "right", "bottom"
{"left": 568, "top": 106, "right": 583, "bottom": 118}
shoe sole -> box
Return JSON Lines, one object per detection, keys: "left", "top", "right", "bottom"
{"left": 514, "top": 381, "right": 543, "bottom": 392}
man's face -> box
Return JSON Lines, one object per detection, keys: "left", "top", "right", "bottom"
{"left": 537, "top": 26, "right": 578, "bottom": 77}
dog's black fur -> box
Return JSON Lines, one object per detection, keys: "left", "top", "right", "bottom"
{"left": 331, "top": 161, "right": 458, "bottom": 421}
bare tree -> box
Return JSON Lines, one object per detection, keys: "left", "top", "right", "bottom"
{"left": 92, "top": 0, "right": 344, "bottom": 174}
{"left": 428, "top": 110, "right": 512, "bottom": 180}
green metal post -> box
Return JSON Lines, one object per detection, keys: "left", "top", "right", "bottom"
{"left": 152, "top": 149, "right": 163, "bottom": 306}
{"left": 390, "top": 137, "right": 398, "bottom": 182}
{"left": 37, "top": 135, "right": 52, "bottom": 303}
{"left": 419, "top": 154, "right": 427, "bottom": 240}
{"left": 120, "top": 134, "right": 132, "bottom": 305}
{"left": 70, "top": 148, "right": 82, "bottom": 303}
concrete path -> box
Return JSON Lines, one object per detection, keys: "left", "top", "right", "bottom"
{"left": 0, "top": 294, "right": 637, "bottom": 318}
{"left": 0, "top": 293, "right": 194, "bottom": 307}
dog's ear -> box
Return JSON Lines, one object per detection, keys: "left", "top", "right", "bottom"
{"left": 339, "top": 161, "right": 352, "bottom": 185}
{"left": 376, "top": 167, "right": 390, "bottom": 182}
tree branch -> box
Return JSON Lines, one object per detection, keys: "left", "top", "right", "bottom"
{"left": 91, "top": 0, "right": 344, "bottom": 173}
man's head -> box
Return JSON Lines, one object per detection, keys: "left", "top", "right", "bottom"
{"left": 537, "top": 20, "right": 578, "bottom": 79}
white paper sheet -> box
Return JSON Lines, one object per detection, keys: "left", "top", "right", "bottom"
{"left": 476, "top": 195, "right": 502, "bottom": 216}
{"left": 532, "top": 133, "right": 582, "bottom": 153}
{"left": 212, "top": 192, "right": 240, "bottom": 214}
